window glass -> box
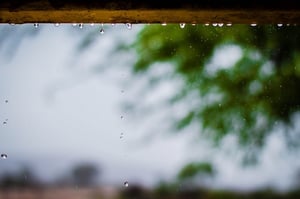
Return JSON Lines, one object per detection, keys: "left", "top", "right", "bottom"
{"left": 1, "top": 23, "right": 300, "bottom": 198}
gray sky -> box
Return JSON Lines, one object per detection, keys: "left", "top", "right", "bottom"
{"left": 0, "top": 24, "right": 300, "bottom": 191}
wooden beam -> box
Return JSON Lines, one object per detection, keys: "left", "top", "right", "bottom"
{"left": 0, "top": 0, "right": 299, "bottom": 24}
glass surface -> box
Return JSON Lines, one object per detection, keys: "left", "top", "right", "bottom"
{"left": 0, "top": 23, "right": 300, "bottom": 199}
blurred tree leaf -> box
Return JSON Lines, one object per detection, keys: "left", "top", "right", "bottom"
{"left": 178, "top": 162, "right": 214, "bottom": 180}
{"left": 130, "top": 24, "right": 300, "bottom": 157}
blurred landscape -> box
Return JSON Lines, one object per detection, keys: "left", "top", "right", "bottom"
{"left": 0, "top": 164, "right": 300, "bottom": 199}
{"left": 1, "top": 23, "right": 300, "bottom": 198}
{"left": 1, "top": 173, "right": 300, "bottom": 199}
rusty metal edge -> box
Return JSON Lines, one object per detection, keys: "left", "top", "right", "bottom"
{"left": 1, "top": 10, "right": 300, "bottom": 24}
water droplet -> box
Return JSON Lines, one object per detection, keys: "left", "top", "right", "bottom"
{"left": 212, "top": 23, "right": 217, "bottom": 27}
{"left": 3, "top": 121, "right": 7, "bottom": 125}
{"left": 34, "top": 23, "right": 39, "bottom": 28}
{"left": 5, "top": 100, "right": 8, "bottom": 103}
{"left": 120, "top": 116, "right": 124, "bottom": 119}
{"left": 78, "top": 23, "right": 84, "bottom": 29}
{"left": 204, "top": 23, "right": 210, "bottom": 26}
{"left": 161, "top": 22, "right": 167, "bottom": 26}
{"left": 124, "top": 181, "right": 129, "bottom": 187}
{"left": 125, "top": 23, "right": 132, "bottom": 30}
{"left": 99, "top": 28, "right": 105, "bottom": 34}
{"left": 277, "top": 23, "right": 283, "bottom": 27}
{"left": 54, "top": 23, "right": 60, "bottom": 27}
{"left": 179, "top": 23, "right": 185, "bottom": 29}
{"left": 250, "top": 23, "right": 257, "bottom": 27}
{"left": 218, "top": 23, "right": 224, "bottom": 27}
{"left": 1, "top": 154, "right": 7, "bottom": 159}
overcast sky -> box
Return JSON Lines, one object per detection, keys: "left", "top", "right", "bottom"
{"left": 0, "top": 24, "right": 300, "bottom": 191}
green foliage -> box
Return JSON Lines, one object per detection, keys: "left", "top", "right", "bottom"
{"left": 178, "top": 162, "right": 214, "bottom": 180}
{"left": 132, "top": 24, "right": 300, "bottom": 152}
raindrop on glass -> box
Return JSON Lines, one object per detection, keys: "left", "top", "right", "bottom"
{"left": 277, "top": 24, "right": 283, "bottom": 27}
{"left": 124, "top": 181, "right": 129, "bottom": 187}
{"left": 54, "top": 23, "right": 60, "bottom": 27}
{"left": 161, "top": 22, "right": 167, "bottom": 26}
{"left": 126, "top": 23, "right": 132, "bottom": 30}
{"left": 78, "top": 23, "right": 84, "bottom": 29}
{"left": 179, "top": 23, "right": 185, "bottom": 29}
{"left": 1, "top": 154, "right": 7, "bottom": 159}
{"left": 34, "top": 23, "right": 39, "bottom": 28}
{"left": 99, "top": 28, "right": 105, "bottom": 34}
{"left": 212, "top": 23, "right": 217, "bottom": 27}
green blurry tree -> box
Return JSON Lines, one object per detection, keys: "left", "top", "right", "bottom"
{"left": 0, "top": 167, "right": 41, "bottom": 189}
{"left": 71, "top": 163, "right": 99, "bottom": 187}
{"left": 128, "top": 24, "right": 300, "bottom": 168}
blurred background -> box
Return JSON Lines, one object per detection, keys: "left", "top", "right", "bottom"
{"left": 0, "top": 23, "right": 300, "bottom": 199}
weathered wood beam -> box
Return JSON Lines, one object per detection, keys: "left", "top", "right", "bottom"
{"left": 0, "top": 0, "right": 299, "bottom": 24}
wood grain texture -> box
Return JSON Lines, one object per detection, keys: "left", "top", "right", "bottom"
{"left": 0, "top": 0, "right": 299, "bottom": 23}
